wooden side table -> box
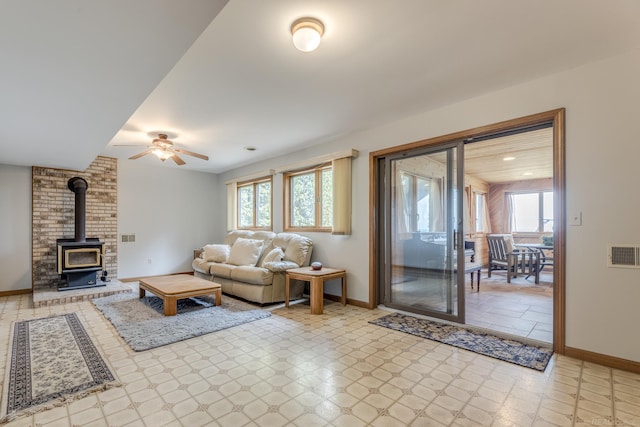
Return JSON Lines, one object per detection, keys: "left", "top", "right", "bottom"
{"left": 285, "top": 267, "right": 347, "bottom": 314}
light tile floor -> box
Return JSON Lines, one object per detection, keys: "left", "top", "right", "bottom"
{"left": 0, "top": 291, "right": 638, "bottom": 426}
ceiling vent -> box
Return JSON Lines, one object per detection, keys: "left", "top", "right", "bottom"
{"left": 608, "top": 245, "right": 640, "bottom": 269}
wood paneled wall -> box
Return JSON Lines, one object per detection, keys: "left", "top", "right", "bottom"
{"left": 488, "top": 178, "right": 552, "bottom": 234}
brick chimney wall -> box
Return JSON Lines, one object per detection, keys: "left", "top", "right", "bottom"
{"left": 32, "top": 156, "right": 117, "bottom": 290}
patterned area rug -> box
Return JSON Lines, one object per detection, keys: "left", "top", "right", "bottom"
{"left": 0, "top": 313, "right": 119, "bottom": 423}
{"left": 92, "top": 292, "right": 271, "bottom": 351}
{"left": 370, "top": 312, "right": 553, "bottom": 371}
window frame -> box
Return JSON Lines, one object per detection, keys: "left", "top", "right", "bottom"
{"left": 284, "top": 163, "right": 333, "bottom": 232}
{"left": 236, "top": 176, "right": 273, "bottom": 231}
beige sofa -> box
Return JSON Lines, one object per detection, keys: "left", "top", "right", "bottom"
{"left": 192, "top": 230, "right": 313, "bottom": 304}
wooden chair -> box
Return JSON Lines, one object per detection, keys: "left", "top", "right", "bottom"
{"left": 486, "top": 234, "right": 522, "bottom": 283}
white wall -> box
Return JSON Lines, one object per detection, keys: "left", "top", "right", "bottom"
{"left": 220, "top": 48, "right": 640, "bottom": 362}
{"left": 117, "top": 161, "right": 222, "bottom": 278}
{"left": 0, "top": 164, "right": 31, "bottom": 292}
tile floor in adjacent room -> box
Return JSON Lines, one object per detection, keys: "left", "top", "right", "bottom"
{"left": 465, "top": 270, "right": 554, "bottom": 343}
{"left": 0, "top": 289, "right": 638, "bottom": 427}
{"left": 390, "top": 267, "right": 553, "bottom": 343}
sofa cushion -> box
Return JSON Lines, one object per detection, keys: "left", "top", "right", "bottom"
{"left": 274, "top": 233, "right": 313, "bottom": 266}
{"left": 261, "top": 247, "right": 284, "bottom": 266}
{"left": 228, "top": 238, "right": 264, "bottom": 266}
{"left": 210, "top": 262, "right": 235, "bottom": 279}
{"left": 250, "top": 231, "right": 276, "bottom": 243}
{"left": 224, "top": 230, "right": 256, "bottom": 246}
{"left": 251, "top": 232, "right": 276, "bottom": 265}
{"left": 192, "top": 257, "right": 210, "bottom": 274}
{"left": 230, "top": 266, "right": 273, "bottom": 286}
{"left": 263, "top": 260, "right": 300, "bottom": 272}
{"left": 224, "top": 230, "right": 275, "bottom": 246}
{"left": 203, "top": 244, "right": 230, "bottom": 263}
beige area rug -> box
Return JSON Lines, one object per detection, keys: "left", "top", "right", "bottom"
{"left": 92, "top": 292, "right": 271, "bottom": 351}
{"left": 0, "top": 313, "right": 119, "bottom": 423}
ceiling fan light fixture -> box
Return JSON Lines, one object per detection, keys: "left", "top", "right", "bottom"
{"left": 123, "top": 132, "right": 207, "bottom": 165}
{"left": 291, "top": 17, "right": 324, "bottom": 52}
{"left": 153, "top": 148, "right": 173, "bottom": 160}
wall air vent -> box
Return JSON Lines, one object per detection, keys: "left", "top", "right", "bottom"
{"left": 608, "top": 245, "right": 640, "bottom": 268}
{"left": 121, "top": 234, "right": 136, "bottom": 243}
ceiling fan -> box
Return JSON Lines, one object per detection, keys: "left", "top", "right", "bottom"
{"left": 124, "top": 134, "right": 209, "bottom": 165}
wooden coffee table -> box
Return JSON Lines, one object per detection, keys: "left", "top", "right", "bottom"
{"left": 138, "top": 274, "right": 222, "bottom": 316}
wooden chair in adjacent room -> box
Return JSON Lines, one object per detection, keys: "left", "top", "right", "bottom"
{"left": 486, "top": 234, "right": 522, "bottom": 283}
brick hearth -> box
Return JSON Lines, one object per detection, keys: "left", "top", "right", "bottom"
{"left": 32, "top": 279, "right": 133, "bottom": 307}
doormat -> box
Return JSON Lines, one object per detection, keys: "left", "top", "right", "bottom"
{"left": 369, "top": 312, "right": 553, "bottom": 371}
{"left": 1, "top": 313, "right": 119, "bottom": 423}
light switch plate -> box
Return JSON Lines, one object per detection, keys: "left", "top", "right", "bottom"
{"left": 569, "top": 212, "right": 582, "bottom": 226}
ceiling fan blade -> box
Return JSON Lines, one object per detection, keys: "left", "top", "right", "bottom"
{"left": 113, "top": 144, "right": 149, "bottom": 147}
{"left": 171, "top": 154, "right": 186, "bottom": 165}
{"left": 129, "top": 149, "right": 153, "bottom": 160}
{"left": 174, "top": 148, "right": 209, "bottom": 161}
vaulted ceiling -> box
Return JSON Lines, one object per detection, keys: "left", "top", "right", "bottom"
{"left": 3, "top": 1, "right": 640, "bottom": 173}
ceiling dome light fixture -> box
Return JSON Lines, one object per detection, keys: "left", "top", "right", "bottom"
{"left": 291, "top": 17, "right": 324, "bottom": 52}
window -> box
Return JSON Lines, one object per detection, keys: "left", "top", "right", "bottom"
{"left": 508, "top": 191, "right": 553, "bottom": 232}
{"left": 399, "top": 172, "right": 433, "bottom": 232}
{"left": 237, "top": 177, "right": 272, "bottom": 230}
{"left": 474, "top": 193, "right": 482, "bottom": 232}
{"left": 285, "top": 164, "right": 333, "bottom": 231}
{"left": 474, "top": 192, "right": 490, "bottom": 233}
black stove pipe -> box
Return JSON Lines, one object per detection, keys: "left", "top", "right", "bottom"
{"left": 67, "top": 177, "right": 88, "bottom": 242}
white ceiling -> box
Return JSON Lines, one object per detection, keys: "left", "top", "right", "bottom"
{"left": 3, "top": 1, "right": 640, "bottom": 173}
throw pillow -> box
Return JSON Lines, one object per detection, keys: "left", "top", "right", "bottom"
{"left": 228, "top": 238, "right": 264, "bottom": 266}
{"left": 203, "top": 244, "right": 230, "bottom": 263}
{"left": 261, "top": 247, "right": 285, "bottom": 267}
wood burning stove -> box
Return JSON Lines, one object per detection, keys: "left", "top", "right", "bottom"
{"left": 56, "top": 177, "right": 106, "bottom": 291}
{"left": 57, "top": 238, "right": 105, "bottom": 289}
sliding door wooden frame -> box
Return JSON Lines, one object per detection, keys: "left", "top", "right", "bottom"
{"left": 369, "top": 108, "right": 566, "bottom": 353}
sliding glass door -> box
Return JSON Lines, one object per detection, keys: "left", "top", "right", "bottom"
{"left": 379, "top": 141, "right": 465, "bottom": 322}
